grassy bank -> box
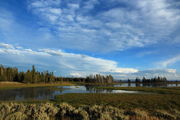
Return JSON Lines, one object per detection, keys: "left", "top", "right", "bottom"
{"left": 73, "top": 82, "right": 118, "bottom": 85}
{"left": 0, "top": 81, "right": 75, "bottom": 90}
{"left": 95, "top": 86, "right": 180, "bottom": 95}
{"left": 1, "top": 85, "right": 180, "bottom": 119}
{"left": 54, "top": 93, "right": 180, "bottom": 111}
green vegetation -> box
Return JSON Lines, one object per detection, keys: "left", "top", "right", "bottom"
{"left": 85, "top": 74, "right": 113, "bottom": 84}
{"left": 1, "top": 64, "right": 180, "bottom": 119}
{"left": 54, "top": 93, "right": 180, "bottom": 110}
{"left": 0, "top": 64, "right": 114, "bottom": 84}
{"left": 133, "top": 76, "right": 167, "bottom": 83}
{"left": 0, "top": 65, "right": 62, "bottom": 83}
{"left": 0, "top": 87, "right": 180, "bottom": 120}
{"left": 0, "top": 102, "right": 179, "bottom": 120}
{"left": 51, "top": 87, "right": 180, "bottom": 119}
{"left": 95, "top": 87, "right": 180, "bottom": 95}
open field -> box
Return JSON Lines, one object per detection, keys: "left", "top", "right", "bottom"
{"left": 0, "top": 81, "right": 75, "bottom": 90}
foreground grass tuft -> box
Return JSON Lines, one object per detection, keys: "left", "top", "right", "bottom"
{"left": 0, "top": 102, "right": 179, "bottom": 120}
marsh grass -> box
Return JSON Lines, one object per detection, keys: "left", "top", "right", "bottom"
{"left": 0, "top": 102, "right": 180, "bottom": 120}
{"left": 95, "top": 87, "right": 180, "bottom": 95}
{"left": 0, "top": 81, "right": 75, "bottom": 90}
{"left": 1, "top": 86, "right": 180, "bottom": 119}
{"left": 54, "top": 93, "right": 180, "bottom": 111}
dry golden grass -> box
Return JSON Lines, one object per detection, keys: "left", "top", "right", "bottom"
{"left": 0, "top": 81, "right": 24, "bottom": 85}
{"left": 0, "top": 102, "right": 179, "bottom": 120}
{"left": 0, "top": 81, "right": 75, "bottom": 89}
{"left": 129, "top": 116, "right": 161, "bottom": 120}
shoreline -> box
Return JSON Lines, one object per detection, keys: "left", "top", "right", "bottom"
{"left": 0, "top": 81, "right": 75, "bottom": 90}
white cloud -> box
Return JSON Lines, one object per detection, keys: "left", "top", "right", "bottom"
{"left": 112, "top": 68, "right": 138, "bottom": 74}
{"left": 0, "top": 43, "right": 179, "bottom": 80}
{"left": 30, "top": 1, "right": 45, "bottom": 8}
{"left": 0, "top": 43, "right": 138, "bottom": 77}
{"left": 68, "top": 3, "right": 79, "bottom": 9}
{"left": 27, "top": 0, "right": 180, "bottom": 52}
{"left": 45, "top": 14, "right": 59, "bottom": 23}
{"left": 132, "top": 69, "right": 179, "bottom": 80}
{"left": 29, "top": 0, "right": 61, "bottom": 8}
{"left": 0, "top": 43, "right": 14, "bottom": 49}
{"left": 157, "top": 55, "right": 180, "bottom": 68}
{"left": 69, "top": 72, "right": 83, "bottom": 77}
{"left": 83, "top": 0, "right": 99, "bottom": 10}
{"left": 138, "top": 0, "right": 180, "bottom": 24}
{"left": 111, "top": 68, "right": 179, "bottom": 80}
{"left": 48, "top": 8, "right": 62, "bottom": 15}
{"left": 167, "top": 69, "right": 176, "bottom": 73}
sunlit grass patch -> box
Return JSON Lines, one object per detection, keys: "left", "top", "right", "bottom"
{"left": 0, "top": 81, "right": 75, "bottom": 90}
{"left": 0, "top": 102, "right": 180, "bottom": 120}
{"left": 54, "top": 93, "right": 180, "bottom": 110}
{"left": 95, "top": 87, "right": 180, "bottom": 95}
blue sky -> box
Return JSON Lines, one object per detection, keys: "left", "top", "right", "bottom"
{"left": 0, "top": 0, "right": 180, "bottom": 80}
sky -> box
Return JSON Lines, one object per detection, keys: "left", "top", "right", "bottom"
{"left": 0, "top": 0, "right": 180, "bottom": 80}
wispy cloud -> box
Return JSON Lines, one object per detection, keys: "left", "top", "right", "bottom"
{"left": 0, "top": 43, "right": 179, "bottom": 79}
{"left": 110, "top": 69, "right": 179, "bottom": 80}
{"left": 157, "top": 55, "right": 180, "bottom": 68}
{"left": 0, "top": 43, "right": 138, "bottom": 77}
{"left": 0, "top": 43, "right": 14, "bottom": 49}
{"left": 0, "top": 0, "right": 179, "bottom": 80}
{"left": 27, "top": 0, "right": 180, "bottom": 52}
{"left": 136, "top": 51, "right": 156, "bottom": 57}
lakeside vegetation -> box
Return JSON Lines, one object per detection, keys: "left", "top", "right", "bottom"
{"left": 2, "top": 102, "right": 179, "bottom": 120}
{"left": 0, "top": 65, "right": 114, "bottom": 84}
{"left": 96, "top": 87, "right": 180, "bottom": 95}
{"left": 1, "top": 64, "right": 180, "bottom": 120}
{"left": 54, "top": 93, "right": 180, "bottom": 110}
{"left": 53, "top": 87, "right": 180, "bottom": 109}
{"left": 0, "top": 81, "right": 75, "bottom": 90}
{"left": 1, "top": 64, "right": 179, "bottom": 89}
{"left": 0, "top": 87, "right": 180, "bottom": 119}
{"left": 1, "top": 90, "right": 180, "bottom": 120}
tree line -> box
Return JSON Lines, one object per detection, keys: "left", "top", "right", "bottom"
{"left": 0, "top": 65, "right": 114, "bottom": 84}
{"left": 127, "top": 76, "right": 168, "bottom": 83}
{"left": 85, "top": 74, "right": 113, "bottom": 84}
{"left": 0, "top": 65, "right": 59, "bottom": 83}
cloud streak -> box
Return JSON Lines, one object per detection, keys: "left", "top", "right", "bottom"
{"left": 0, "top": 0, "right": 179, "bottom": 80}
{"left": 0, "top": 43, "right": 179, "bottom": 80}
{"left": 0, "top": 43, "right": 138, "bottom": 77}
{"left": 110, "top": 69, "right": 179, "bottom": 80}
{"left": 27, "top": 0, "right": 180, "bottom": 52}
{"left": 157, "top": 55, "right": 180, "bottom": 68}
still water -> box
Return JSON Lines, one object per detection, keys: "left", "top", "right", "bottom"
{"left": 0, "top": 83, "right": 179, "bottom": 101}
{"left": 114, "top": 82, "right": 180, "bottom": 87}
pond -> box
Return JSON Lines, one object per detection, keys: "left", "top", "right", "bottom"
{"left": 0, "top": 83, "right": 179, "bottom": 101}
{"left": 0, "top": 85, "right": 140, "bottom": 101}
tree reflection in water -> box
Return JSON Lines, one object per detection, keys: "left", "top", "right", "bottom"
{"left": 0, "top": 83, "right": 179, "bottom": 101}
